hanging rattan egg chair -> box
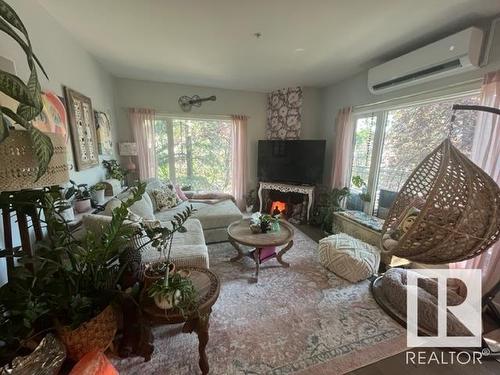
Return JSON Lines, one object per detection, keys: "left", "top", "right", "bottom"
{"left": 380, "top": 138, "right": 500, "bottom": 264}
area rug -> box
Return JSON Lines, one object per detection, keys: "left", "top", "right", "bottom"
{"left": 113, "top": 227, "right": 407, "bottom": 374}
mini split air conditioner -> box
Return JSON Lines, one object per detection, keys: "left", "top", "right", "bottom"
{"left": 368, "top": 27, "right": 484, "bottom": 94}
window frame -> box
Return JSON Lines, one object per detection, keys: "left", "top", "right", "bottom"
{"left": 154, "top": 113, "right": 233, "bottom": 191}
{"left": 348, "top": 89, "right": 481, "bottom": 215}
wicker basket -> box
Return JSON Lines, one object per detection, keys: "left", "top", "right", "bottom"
{"left": 56, "top": 305, "right": 117, "bottom": 361}
{"left": 381, "top": 139, "right": 500, "bottom": 264}
{"left": 0, "top": 129, "right": 69, "bottom": 191}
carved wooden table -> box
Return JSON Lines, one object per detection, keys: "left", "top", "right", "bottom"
{"left": 228, "top": 219, "right": 294, "bottom": 281}
{"left": 141, "top": 267, "right": 220, "bottom": 375}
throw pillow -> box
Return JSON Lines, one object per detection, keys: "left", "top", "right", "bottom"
{"left": 175, "top": 184, "right": 188, "bottom": 201}
{"left": 151, "top": 188, "right": 179, "bottom": 210}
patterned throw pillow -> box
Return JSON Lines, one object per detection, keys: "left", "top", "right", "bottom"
{"left": 151, "top": 188, "right": 179, "bottom": 210}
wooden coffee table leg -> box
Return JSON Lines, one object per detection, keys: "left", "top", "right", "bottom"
{"left": 190, "top": 311, "right": 211, "bottom": 375}
{"left": 253, "top": 248, "right": 261, "bottom": 281}
{"left": 229, "top": 239, "right": 244, "bottom": 262}
{"left": 276, "top": 240, "right": 294, "bottom": 268}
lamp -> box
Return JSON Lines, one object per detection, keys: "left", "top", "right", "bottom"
{"left": 119, "top": 142, "right": 138, "bottom": 172}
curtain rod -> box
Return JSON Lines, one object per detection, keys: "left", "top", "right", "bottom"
{"left": 353, "top": 78, "right": 483, "bottom": 111}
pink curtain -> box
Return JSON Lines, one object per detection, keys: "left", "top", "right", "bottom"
{"left": 330, "top": 107, "right": 354, "bottom": 188}
{"left": 231, "top": 115, "right": 248, "bottom": 210}
{"left": 451, "top": 71, "right": 500, "bottom": 296}
{"left": 129, "top": 108, "right": 156, "bottom": 180}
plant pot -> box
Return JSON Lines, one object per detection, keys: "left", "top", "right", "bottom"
{"left": 143, "top": 262, "right": 175, "bottom": 289}
{"left": 92, "top": 189, "right": 106, "bottom": 205}
{"left": 153, "top": 289, "right": 181, "bottom": 310}
{"left": 56, "top": 305, "right": 117, "bottom": 361}
{"left": 74, "top": 198, "right": 91, "bottom": 213}
{"left": 245, "top": 205, "right": 253, "bottom": 213}
{"left": 59, "top": 206, "right": 75, "bottom": 222}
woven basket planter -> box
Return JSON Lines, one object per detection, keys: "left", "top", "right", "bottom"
{"left": 56, "top": 305, "right": 117, "bottom": 361}
{"left": 381, "top": 139, "right": 500, "bottom": 264}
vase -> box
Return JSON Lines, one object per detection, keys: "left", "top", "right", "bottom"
{"left": 92, "top": 189, "right": 106, "bottom": 205}
{"left": 153, "top": 289, "right": 182, "bottom": 310}
{"left": 56, "top": 305, "right": 117, "bottom": 361}
{"left": 74, "top": 198, "right": 91, "bottom": 213}
{"left": 143, "top": 262, "right": 175, "bottom": 289}
{"left": 58, "top": 206, "right": 75, "bottom": 222}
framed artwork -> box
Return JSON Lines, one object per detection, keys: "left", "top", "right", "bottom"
{"left": 32, "top": 91, "right": 75, "bottom": 171}
{"left": 64, "top": 87, "right": 99, "bottom": 171}
{"left": 94, "top": 110, "right": 113, "bottom": 155}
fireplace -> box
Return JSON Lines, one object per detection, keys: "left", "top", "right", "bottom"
{"left": 271, "top": 201, "right": 286, "bottom": 216}
{"left": 265, "top": 191, "right": 307, "bottom": 224}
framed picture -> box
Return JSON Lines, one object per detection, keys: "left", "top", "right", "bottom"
{"left": 94, "top": 110, "right": 113, "bottom": 156}
{"left": 64, "top": 87, "right": 99, "bottom": 171}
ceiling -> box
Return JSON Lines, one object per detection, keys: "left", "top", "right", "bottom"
{"left": 39, "top": 0, "right": 500, "bottom": 92}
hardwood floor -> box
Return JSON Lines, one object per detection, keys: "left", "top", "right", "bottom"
{"left": 296, "top": 223, "right": 500, "bottom": 374}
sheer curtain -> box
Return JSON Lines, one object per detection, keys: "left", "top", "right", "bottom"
{"left": 330, "top": 107, "right": 353, "bottom": 188}
{"left": 231, "top": 115, "right": 248, "bottom": 210}
{"left": 129, "top": 108, "right": 157, "bottom": 180}
{"left": 451, "top": 71, "right": 500, "bottom": 295}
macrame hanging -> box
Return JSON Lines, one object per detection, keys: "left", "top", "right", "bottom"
{"left": 380, "top": 106, "right": 500, "bottom": 264}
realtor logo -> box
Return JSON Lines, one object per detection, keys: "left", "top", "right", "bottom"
{"left": 406, "top": 269, "right": 482, "bottom": 347}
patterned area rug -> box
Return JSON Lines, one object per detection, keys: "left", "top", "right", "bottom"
{"left": 114, "top": 227, "right": 406, "bottom": 374}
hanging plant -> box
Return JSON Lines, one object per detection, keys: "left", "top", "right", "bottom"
{"left": 0, "top": 0, "right": 53, "bottom": 181}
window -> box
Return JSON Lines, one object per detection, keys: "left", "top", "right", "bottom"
{"left": 155, "top": 116, "right": 233, "bottom": 192}
{"left": 347, "top": 93, "right": 480, "bottom": 218}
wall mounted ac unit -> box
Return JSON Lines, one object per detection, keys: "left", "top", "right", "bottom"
{"left": 368, "top": 27, "right": 483, "bottom": 94}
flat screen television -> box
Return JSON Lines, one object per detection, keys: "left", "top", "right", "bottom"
{"left": 257, "top": 140, "right": 326, "bottom": 185}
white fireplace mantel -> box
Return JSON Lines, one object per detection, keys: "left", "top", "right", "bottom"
{"left": 258, "top": 181, "right": 315, "bottom": 222}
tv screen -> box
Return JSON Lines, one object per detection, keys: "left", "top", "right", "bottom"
{"left": 257, "top": 140, "right": 326, "bottom": 185}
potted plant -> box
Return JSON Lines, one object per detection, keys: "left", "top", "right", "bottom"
{"left": 90, "top": 182, "right": 106, "bottom": 205}
{"left": 0, "top": 184, "right": 148, "bottom": 362}
{"left": 102, "top": 160, "right": 127, "bottom": 185}
{"left": 0, "top": 0, "right": 54, "bottom": 181}
{"left": 141, "top": 207, "right": 196, "bottom": 311}
{"left": 351, "top": 175, "right": 371, "bottom": 212}
{"left": 66, "top": 180, "right": 92, "bottom": 213}
{"left": 249, "top": 212, "right": 279, "bottom": 234}
{"left": 319, "top": 187, "right": 350, "bottom": 234}
{"left": 245, "top": 189, "right": 257, "bottom": 213}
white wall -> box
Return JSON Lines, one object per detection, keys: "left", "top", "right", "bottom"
{"left": 320, "top": 30, "right": 500, "bottom": 184}
{"left": 0, "top": 0, "right": 119, "bottom": 284}
{"left": 0, "top": 0, "right": 118, "bottom": 186}
{"left": 114, "top": 78, "right": 323, "bottom": 190}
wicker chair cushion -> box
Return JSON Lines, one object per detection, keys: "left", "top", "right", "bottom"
{"left": 380, "top": 268, "right": 470, "bottom": 336}
{"left": 318, "top": 233, "right": 380, "bottom": 283}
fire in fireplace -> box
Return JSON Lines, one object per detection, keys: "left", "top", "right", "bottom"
{"left": 271, "top": 201, "right": 286, "bottom": 216}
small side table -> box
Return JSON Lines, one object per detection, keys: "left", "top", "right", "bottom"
{"left": 141, "top": 267, "right": 220, "bottom": 375}
{"left": 227, "top": 219, "right": 294, "bottom": 281}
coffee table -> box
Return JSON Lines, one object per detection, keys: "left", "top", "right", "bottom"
{"left": 227, "top": 219, "right": 294, "bottom": 281}
{"left": 141, "top": 267, "right": 220, "bottom": 374}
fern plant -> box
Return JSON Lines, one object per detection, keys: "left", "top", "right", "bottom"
{"left": 0, "top": 0, "right": 53, "bottom": 180}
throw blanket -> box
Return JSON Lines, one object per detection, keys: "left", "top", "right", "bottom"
{"left": 187, "top": 192, "right": 236, "bottom": 205}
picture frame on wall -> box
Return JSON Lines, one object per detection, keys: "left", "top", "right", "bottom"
{"left": 64, "top": 87, "right": 100, "bottom": 171}
{"left": 94, "top": 110, "right": 113, "bottom": 156}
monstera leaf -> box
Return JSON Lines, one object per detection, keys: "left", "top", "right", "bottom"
{"left": 0, "top": 0, "right": 51, "bottom": 181}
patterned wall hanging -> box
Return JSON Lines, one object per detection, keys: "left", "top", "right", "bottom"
{"left": 266, "top": 86, "right": 303, "bottom": 139}
{"left": 94, "top": 110, "right": 113, "bottom": 156}
{"left": 64, "top": 87, "right": 99, "bottom": 170}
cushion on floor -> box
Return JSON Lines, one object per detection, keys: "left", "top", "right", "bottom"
{"left": 318, "top": 232, "right": 380, "bottom": 282}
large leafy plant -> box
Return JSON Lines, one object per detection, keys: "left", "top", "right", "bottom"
{"left": 0, "top": 0, "right": 53, "bottom": 180}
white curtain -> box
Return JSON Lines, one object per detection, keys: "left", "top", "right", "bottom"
{"left": 330, "top": 107, "right": 354, "bottom": 188}
{"left": 129, "top": 108, "right": 156, "bottom": 180}
{"left": 231, "top": 115, "right": 248, "bottom": 210}
{"left": 450, "top": 70, "right": 500, "bottom": 296}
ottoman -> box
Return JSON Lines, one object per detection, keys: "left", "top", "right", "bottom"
{"left": 318, "top": 233, "right": 380, "bottom": 282}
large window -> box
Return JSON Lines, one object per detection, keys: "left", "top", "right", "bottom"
{"left": 155, "top": 116, "right": 232, "bottom": 192}
{"left": 347, "top": 93, "right": 480, "bottom": 218}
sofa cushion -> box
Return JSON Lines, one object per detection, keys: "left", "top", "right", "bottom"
{"left": 318, "top": 233, "right": 380, "bottom": 283}
{"left": 102, "top": 193, "right": 155, "bottom": 220}
{"left": 151, "top": 188, "right": 179, "bottom": 210}
{"left": 154, "top": 199, "right": 242, "bottom": 230}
